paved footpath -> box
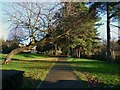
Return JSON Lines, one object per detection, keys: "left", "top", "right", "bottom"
{"left": 37, "top": 57, "right": 83, "bottom": 88}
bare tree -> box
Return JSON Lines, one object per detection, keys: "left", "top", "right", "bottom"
{"left": 2, "top": 2, "right": 61, "bottom": 64}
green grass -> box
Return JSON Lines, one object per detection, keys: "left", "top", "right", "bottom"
{"left": 0, "top": 53, "right": 47, "bottom": 60}
{"left": 68, "top": 58, "right": 120, "bottom": 88}
{"left": 1, "top": 53, "right": 57, "bottom": 88}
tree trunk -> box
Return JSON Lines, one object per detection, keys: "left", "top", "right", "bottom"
{"left": 76, "top": 49, "right": 78, "bottom": 58}
{"left": 77, "top": 47, "right": 80, "bottom": 58}
{"left": 106, "top": 3, "right": 112, "bottom": 62}
{"left": 2, "top": 45, "right": 35, "bottom": 64}
{"left": 70, "top": 46, "right": 72, "bottom": 57}
{"left": 54, "top": 44, "right": 57, "bottom": 55}
{"left": 78, "top": 47, "right": 81, "bottom": 58}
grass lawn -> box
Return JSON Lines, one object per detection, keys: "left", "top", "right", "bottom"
{"left": 0, "top": 53, "right": 58, "bottom": 88}
{"left": 68, "top": 58, "right": 120, "bottom": 88}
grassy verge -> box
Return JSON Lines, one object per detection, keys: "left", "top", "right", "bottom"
{"left": 0, "top": 53, "right": 58, "bottom": 88}
{"left": 68, "top": 58, "right": 120, "bottom": 88}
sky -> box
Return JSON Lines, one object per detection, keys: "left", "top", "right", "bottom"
{"left": 97, "top": 14, "right": 119, "bottom": 41}
{"left": 0, "top": 1, "right": 119, "bottom": 41}
{"left": 0, "top": 2, "right": 9, "bottom": 40}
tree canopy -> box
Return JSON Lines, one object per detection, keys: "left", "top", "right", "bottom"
{"left": 2, "top": 2, "right": 104, "bottom": 64}
{"left": 89, "top": 2, "right": 120, "bottom": 62}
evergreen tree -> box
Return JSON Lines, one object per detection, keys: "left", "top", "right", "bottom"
{"left": 51, "top": 2, "right": 100, "bottom": 57}
{"left": 89, "top": 2, "right": 120, "bottom": 62}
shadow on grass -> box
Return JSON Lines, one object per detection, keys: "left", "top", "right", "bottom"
{"left": 2, "top": 70, "right": 24, "bottom": 89}
{"left": 16, "top": 58, "right": 120, "bottom": 88}
{"left": 19, "top": 53, "right": 48, "bottom": 58}
{"left": 12, "top": 58, "right": 120, "bottom": 74}
{"left": 23, "top": 63, "right": 73, "bottom": 71}
{"left": 11, "top": 57, "right": 106, "bottom": 64}
{"left": 22, "top": 61, "right": 120, "bottom": 74}
{"left": 2, "top": 57, "right": 120, "bottom": 89}
{"left": 11, "top": 57, "right": 120, "bottom": 73}
{"left": 38, "top": 79, "right": 120, "bottom": 89}
{"left": 1, "top": 70, "right": 120, "bottom": 89}
{"left": 21, "top": 77, "right": 120, "bottom": 89}
{"left": 71, "top": 65, "right": 120, "bottom": 74}
{"left": 0, "top": 53, "right": 48, "bottom": 61}
{"left": 21, "top": 77, "right": 41, "bottom": 89}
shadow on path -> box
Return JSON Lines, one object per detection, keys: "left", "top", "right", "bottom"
{"left": 37, "top": 58, "right": 84, "bottom": 88}
{"left": 38, "top": 80, "right": 84, "bottom": 88}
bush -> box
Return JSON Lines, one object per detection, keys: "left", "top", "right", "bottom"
{"left": 2, "top": 40, "right": 19, "bottom": 54}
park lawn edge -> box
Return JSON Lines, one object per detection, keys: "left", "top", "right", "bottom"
{"left": 67, "top": 57, "right": 120, "bottom": 88}
{"left": 1, "top": 53, "right": 58, "bottom": 88}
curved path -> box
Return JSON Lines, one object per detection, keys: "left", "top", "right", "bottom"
{"left": 37, "top": 57, "right": 83, "bottom": 89}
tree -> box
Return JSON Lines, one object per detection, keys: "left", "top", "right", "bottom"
{"left": 2, "top": 2, "right": 101, "bottom": 64}
{"left": 2, "top": 39, "right": 19, "bottom": 54}
{"left": 2, "top": 2, "right": 61, "bottom": 64}
{"left": 89, "top": 2, "right": 120, "bottom": 62}
{"left": 49, "top": 2, "right": 100, "bottom": 57}
{"left": 0, "top": 38, "right": 4, "bottom": 53}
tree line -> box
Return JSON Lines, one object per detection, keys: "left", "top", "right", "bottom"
{"left": 2, "top": 2, "right": 120, "bottom": 64}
